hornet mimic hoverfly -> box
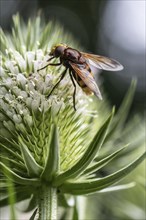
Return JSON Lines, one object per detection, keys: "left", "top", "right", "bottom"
{"left": 38, "top": 44, "right": 123, "bottom": 110}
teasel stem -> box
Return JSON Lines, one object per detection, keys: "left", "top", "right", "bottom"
{"left": 38, "top": 185, "right": 57, "bottom": 220}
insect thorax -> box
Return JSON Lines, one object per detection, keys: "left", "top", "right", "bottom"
{"left": 63, "top": 48, "right": 85, "bottom": 64}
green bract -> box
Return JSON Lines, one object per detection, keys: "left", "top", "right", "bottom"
{"left": 0, "top": 15, "right": 145, "bottom": 220}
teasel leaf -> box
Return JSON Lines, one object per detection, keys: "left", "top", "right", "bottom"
{"left": 19, "top": 136, "right": 43, "bottom": 177}
{"left": 0, "top": 155, "right": 26, "bottom": 171}
{"left": 41, "top": 124, "right": 59, "bottom": 181}
{"left": 0, "top": 140, "right": 22, "bottom": 160}
{"left": 97, "top": 182, "right": 136, "bottom": 193}
{"left": 53, "top": 109, "right": 114, "bottom": 187}
{"left": 59, "top": 152, "right": 146, "bottom": 195}
{"left": 105, "top": 80, "right": 136, "bottom": 141}
{"left": 0, "top": 162, "right": 40, "bottom": 186}
{"left": 84, "top": 145, "right": 128, "bottom": 176}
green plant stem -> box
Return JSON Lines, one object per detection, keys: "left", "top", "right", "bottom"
{"left": 38, "top": 185, "right": 57, "bottom": 220}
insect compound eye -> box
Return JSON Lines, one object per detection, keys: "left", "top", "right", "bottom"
{"left": 54, "top": 46, "right": 65, "bottom": 57}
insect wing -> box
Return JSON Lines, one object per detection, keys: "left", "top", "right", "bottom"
{"left": 81, "top": 52, "right": 123, "bottom": 71}
{"left": 70, "top": 62, "right": 102, "bottom": 100}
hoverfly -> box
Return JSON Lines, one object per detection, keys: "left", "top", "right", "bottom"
{"left": 38, "top": 43, "right": 123, "bottom": 110}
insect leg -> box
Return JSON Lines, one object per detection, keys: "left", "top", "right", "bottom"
{"left": 47, "top": 56, "right": 55, "bottom": 62}
{"left": 47, "top": 68, "right": 67, "bottom": 98}
{"left": 48, "top": 62, "right": 62, "bottom": 66}
{"left": 37, "top": 57, "right": 55, "bottom": 71}
{"left": 37, "top": 57, "right": 61, "bottom": 71}
{"left": 69, "top": 70, "right": 77, "bottom": 111}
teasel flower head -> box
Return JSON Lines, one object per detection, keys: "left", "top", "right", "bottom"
{"left": 0, "top": 15, "right": 145, "bottom": 220}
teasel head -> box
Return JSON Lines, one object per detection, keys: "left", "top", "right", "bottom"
{"left": 0, "top": 14, "right": 145, "bottom": 220}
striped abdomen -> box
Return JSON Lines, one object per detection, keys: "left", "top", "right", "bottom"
{"left": 72, "top": 64, "right": 93, "bottom": 95}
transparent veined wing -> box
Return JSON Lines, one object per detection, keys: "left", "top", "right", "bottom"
{"left": 81, "top": 52, "right": 124, "bottom": 71}
{"left": 70, "top": 62, "right": 102, "bottom": 100}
